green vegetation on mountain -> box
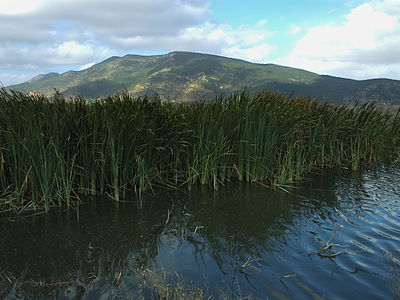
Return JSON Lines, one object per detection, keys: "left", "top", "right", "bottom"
{"left": 7, "top": 51, "right": 400, "bottom": 104}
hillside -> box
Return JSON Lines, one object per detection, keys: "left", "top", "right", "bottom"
{"left": 6, "top": 51, "right": 400, "bottom": 104}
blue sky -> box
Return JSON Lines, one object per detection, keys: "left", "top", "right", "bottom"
{"left": 1, "top": 0, "right": 400, "bottom": 86}
{"left": 211, "top": 0, "right": 352, "bottom": 27}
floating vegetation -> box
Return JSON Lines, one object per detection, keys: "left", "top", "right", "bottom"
{"left": 0, "top": 88, "right": 399, "bottom": 213}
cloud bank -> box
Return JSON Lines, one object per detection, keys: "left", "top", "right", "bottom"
{"left": 285, "top": 0, "right": 400, "bottom": 79}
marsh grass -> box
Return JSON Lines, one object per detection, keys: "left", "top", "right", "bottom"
{"left": 0, "top": 88, "right": 399, "bottom": 213}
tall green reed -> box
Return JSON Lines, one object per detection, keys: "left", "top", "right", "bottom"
{"left": 0, "top": 88, "right": 399, "bottom": 213}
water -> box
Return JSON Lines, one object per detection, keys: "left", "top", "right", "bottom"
{"left": 1, "top": 168, "right": 399, "bottom": 299}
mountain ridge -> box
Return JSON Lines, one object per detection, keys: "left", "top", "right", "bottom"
{"left": 6, "top": 51, "right": 400, "bottom": 104}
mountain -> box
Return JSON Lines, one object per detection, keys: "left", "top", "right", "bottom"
{"left": 6, "top": 51, "right": 400, "bottom": 104}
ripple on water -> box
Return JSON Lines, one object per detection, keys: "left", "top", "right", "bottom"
{"left": 0, "top": 168, "right": 400, "bottom": 299}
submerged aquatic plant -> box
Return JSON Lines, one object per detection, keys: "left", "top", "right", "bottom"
{"left": 0, "top": 88, "right": 399, "bottom": 213}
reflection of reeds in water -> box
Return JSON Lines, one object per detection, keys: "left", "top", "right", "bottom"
{"left": 1, "top": 88, "right": 399, "bottom": 212}
{"left": 0, "top": 265, "right": 257, "bottom": 299}
{"left": 6, "top": 268, "right": 264, "bottom": 299}
{"left": 0, "top": 187, "right": 295, "bottom": 299}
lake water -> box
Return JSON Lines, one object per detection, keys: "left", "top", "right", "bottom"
{"left": 1, "top": 167, "right": 400, "bottom": 299}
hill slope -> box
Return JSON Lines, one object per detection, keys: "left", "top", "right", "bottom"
{"left": 7, "top": 51, "right": 400, "bottom": 104}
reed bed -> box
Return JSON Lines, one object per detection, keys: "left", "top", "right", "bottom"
{"left": 0, "top": 88, "right": 399, "bottom": 213}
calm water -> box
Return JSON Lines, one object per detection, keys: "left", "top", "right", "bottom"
{"left": 1, "top": 168, "right": 400, "bottom": 299}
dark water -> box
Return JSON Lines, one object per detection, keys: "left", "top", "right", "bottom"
{"left": 1, "top": 168, "right": 400, "bottom": 299}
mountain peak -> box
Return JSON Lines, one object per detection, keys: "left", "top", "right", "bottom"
{"left": 28, "top": 72, "right": 59, "bottom": 83}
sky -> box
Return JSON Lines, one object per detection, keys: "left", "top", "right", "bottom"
{"left": 1, "top": 0, "right": 400, "bottom": 86}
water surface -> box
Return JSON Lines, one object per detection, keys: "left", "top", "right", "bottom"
{"left": 1, "top": 168, "right": 400, "bottom": 299}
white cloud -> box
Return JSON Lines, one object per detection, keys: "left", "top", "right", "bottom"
{"left": 0, "top": 42, "right": 110, "bottom": 68}
{"left": 1, "top": 0, "right": 42, "bottom": 15}
{"left": 223, "top": 44, "right": 275, "bottom": 62}
{"left": 175, "top": 22, "right": 274, "bottom": 61}
{"left": 284, "top": 0, "right": 400, "bottom": 79}
{"left": 255, "top": 19, "right": 268, "bottom": 27}
{"left": 289, "top": 25, "right": 301, "bottom": 35}
{"left": 0, "top": 0, "right": 211, "bottom": 46}
{"left": 55, "top": 41, "right": 93, "bottom": 57}
{"left": 78, "top": 62, "right": 95, "bottom": 71}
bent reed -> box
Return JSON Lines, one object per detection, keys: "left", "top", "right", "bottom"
{"left": 1, "top": 88, "right": 399, "bottom": 213}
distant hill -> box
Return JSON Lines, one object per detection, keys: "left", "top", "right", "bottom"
{"left": 6, "top": 51, "right": 400, "bottom": 104}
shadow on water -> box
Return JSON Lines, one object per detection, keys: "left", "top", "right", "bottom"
{"left": 0, "top": 168, "right": 400, "bottom": 299}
